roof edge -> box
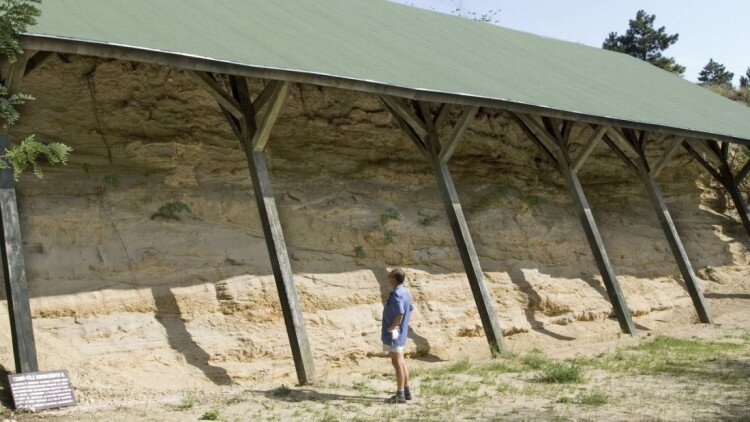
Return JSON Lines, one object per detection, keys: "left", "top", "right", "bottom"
{"left": 19, "top": 34, "right": 750, "bottom": 146}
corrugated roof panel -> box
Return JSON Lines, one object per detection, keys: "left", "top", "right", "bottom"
{"left": 23, "top": 0, "right": 750, "bottom": 141}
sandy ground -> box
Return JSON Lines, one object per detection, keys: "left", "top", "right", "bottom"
{"left": 4, "top": 283, "right": 748, "bottom": 422}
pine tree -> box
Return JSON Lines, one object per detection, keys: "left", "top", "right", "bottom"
{"left": 1, "top": 0, "right": 71, "bottom": 180}
{"left": 698, "top": 59, "right": 735, "bottom": 87}
{"left": 603, "top": 10, "right": 686, "bottom": 76}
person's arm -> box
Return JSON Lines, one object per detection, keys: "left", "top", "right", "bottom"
{"left": 388, "top": 313, "right": 404, "bottom": 332}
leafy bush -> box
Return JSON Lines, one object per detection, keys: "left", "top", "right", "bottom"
{"left": 199, "top": 409, "right": 220, "bottom": 420}
{"left": 0, "top": 136, "right": 71, "bottom": 180}
{"left": 151, "top": 201, "right": 191, "bottom": 220}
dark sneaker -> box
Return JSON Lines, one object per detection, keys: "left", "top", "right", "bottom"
{"left": 404, "top": 388, "right": 412, "bottom": 401}
{"left": 385, "top": 394, "right": 407, "bottom": 404}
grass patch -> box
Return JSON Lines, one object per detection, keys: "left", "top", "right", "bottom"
{"left": 271, "top": 385, "right": 291, "bottom": 398}
{"left": 102, "top": 174, "right": 120, "bottom": 188}
{"left": 556, "top": 396, "right": 573, "bottom": 404}
{"left": 151, "top": 201, "right": 191, "bottom": 220}
{"left": 352, "top": 381, "right": 377, "bottom": 395}
{"left": 380, "top": 208, "right": 401, "bottom": 225}
{"left": 578, "top": 390, "right": 608, "bottom": 406}
{"left": 418, "top": 211, "right": 440, "bottom": 226}
{"left": 354, "top": 245, "right": 365, "bottom": 258}
{"left": 435, "top": 358, "right": 471, "bottom": 375}
{"left": 469, "top": 186, "right": 512, "bottom": 211}
{"left": 200, "top": 409, "right": 220, "bottom": 420}
{"left": 225, "top": 395, "right": 243, "bottom": 405}
{"left": 521, "top": 350, "right": 550, "bottom": 370}
{"left": 592, "top": 336, "right": 746, "bottom": 380}
{"left": 383, "top": 229, "right": 395, "bottom": 244}
{"left": 176, "top": 393, "right": 197, "bottom": 410}
{"left": 535, "top": 361, "right": 584, "bottom": 384}
{"left": 523, "top": 194, "right": 547, "bottom": 208}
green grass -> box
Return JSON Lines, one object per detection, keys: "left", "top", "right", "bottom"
{"left": 151, "top": 201, "right": 191, "bottom": 220}
{"left": 556, "top": 396, "right": 573, "bottom": 404}
{"left": 418, "top": 212, "right": 440, "bottom": 226}
{"left": 578, "top": 390, "right": 608, "bottom": 406}
{"left": 383, "top": 229, "right": 395, "bottom": 244}
{"left": 271, "top": 385, "right": 291, "bottom": 398}
{"left": 521, "top": 350, "right": 549, "bottom": 370}
{"left": 352, "top": 381, "right": 377, "bottom": 395}
{"left": 523, "top": 194, "right": 547, "bottom": 208}
{"left": 176, "top": 393, "right": 197, "bottom": 410}
{"left": 434, "top": 358, "right": 471, "bottom": 375}
{"left": 535, "top": 361, "right": 584, "bottom": 384}
{"left": 380, "top": 208, "right": 401, "bottom": 225}
{"left": 225, "top": 395, "right": 243, "bottom": 405}
{"left": 354, "top": 245, "right": 365, "bottom": 258}
{"left": 591, "top": 336, "right": 746, "bottom": 380}
{"left": 469, "top": 186, "right": 512, "bottom": 211}
{"left": 102, "top": 174, "right": 120, "bottom": 188}
{"left": 200, "top": 409, "right": 220, "bottom": 420}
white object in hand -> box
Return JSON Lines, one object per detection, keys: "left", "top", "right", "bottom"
{"left": 390, "top": 327, "right": 399, "bottom": 340}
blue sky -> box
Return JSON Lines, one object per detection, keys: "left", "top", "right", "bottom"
{"left": 392, "top": 0, "right": 750, "bottom": 84}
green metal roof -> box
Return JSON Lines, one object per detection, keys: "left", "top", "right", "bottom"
{"left": 22, "top": 0, "right": 750, "bottom": 142}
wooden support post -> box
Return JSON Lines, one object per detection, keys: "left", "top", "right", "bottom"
{"left": 381, "top": 96, "right": 506, "bottom": 355}
{"left": 608, "top": 132, "right": 712, "bottom": 324}
{"left": 0, "top": 54, "right": 39, "bottom": 373}
{"left": 683, "top": 141, "right": 750, "bottom": 239}
{"left": 194, "top": 74, "right": 315, "bottom": 385}
{"left": 512, "top": 114, "right": 637, "bottom": 335}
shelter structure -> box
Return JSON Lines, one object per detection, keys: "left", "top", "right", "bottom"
{"left": 2, "top": 0, "right": 750, "bottom": 385}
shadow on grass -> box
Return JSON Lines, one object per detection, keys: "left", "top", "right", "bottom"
{"left": 254, "top": 387, "right": 383, "bottom": 404}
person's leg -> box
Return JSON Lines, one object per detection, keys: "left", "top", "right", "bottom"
{"left": 392, "top": 352, "right": 405, "bottom": 390}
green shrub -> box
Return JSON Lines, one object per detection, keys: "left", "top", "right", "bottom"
{"left": 200, "top": 409, "right": 220, "bottom": 420}
{"left": 151, "top": 201, "right": 191, "bottom": 220}
{"left": 380, "top": 208, "right": 401, "bottom": 225}
{"left": 536, "top": 361, "right": 584, "bottom": 384}
{"left": 102, "top": 174, "right": 120, "bottom": 188}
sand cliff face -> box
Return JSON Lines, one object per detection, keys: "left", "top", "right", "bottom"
{"left": 0, "top": 55, "right": 748, "bottom": 396}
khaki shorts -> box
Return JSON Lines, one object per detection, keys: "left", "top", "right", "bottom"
{"left": 383, "top": 344, "right": 405, "bottom": 354}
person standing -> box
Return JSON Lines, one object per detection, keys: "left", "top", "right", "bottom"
{"left": 382, "top": 268, "right": 414, "bottom": 404}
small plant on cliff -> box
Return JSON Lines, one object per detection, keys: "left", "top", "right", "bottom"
{"left": 199, "top": 409, "right": 220, "bottom": 420}
{"left": 102, "top": 174, "right": 120, "bottom": 188}
{"left": 151, "top": 201, "right": 191, "bottom": 220}
{"left": 380, "top": 208, "right": 401, "bottom": 225}
{"left": 0, "top": 0, "right": 71, "bottom": 180}
{"left": 418, "top": 211, "right": 440, "bottom": 226}
{"left": 354, "top": 245, "right": 365, "bottom": 258}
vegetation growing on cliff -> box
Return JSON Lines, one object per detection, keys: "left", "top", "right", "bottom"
{"left": 0, "top": 0, "right": 71, "bottom": 180}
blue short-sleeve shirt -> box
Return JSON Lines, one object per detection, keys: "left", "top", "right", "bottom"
{"left": 381, "top": 284, "right": 413, "bottom": 346}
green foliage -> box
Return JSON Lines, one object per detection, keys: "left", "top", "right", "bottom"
{"left": 603, "top": 10, "right": 685, "bottom": 76}
{"left": 151, "top": 201, "right": 191, "bottom": 220}
{"left": 380, "top": 208, "right": 401, "bottom": 225}
{"left": 535, "top": 361, "right": 584, "bottom": 384}
{"left": 556, "top": 396, "right": 573, "bottom": 404}
{"left": 199, "top": 409, "right": 220, "bottom": 420}
{"left": 705, "top": 84, "right": 750, "bottom": 106}
{"left": 354, "top": 245, "right": 365, "bottom": 258}
{"left": 0, "top": 84, "right": 33, "bottom": 126}
{"left": 469, "top": 186, "right": 511, "bottom": 211}
{"left": 524, "top": 194, "right": 547, "bottom": 208}
{"left": 0, "top": 1, "right": 72, "bottom": 181}
{"left": 270, "top": 385, "right": 291, "bottom": 398}
{"left": 578, "top": 390, "right": 608, "bottom": 406}
{"left": 225, "top": 395, "right": 243, "bottom": 405}
{"left": 698, "top": 59, "right": 734, "bottom": 87}
{"left": 0, "top": 135, "right": 71, "bottom": 180}
{"left": 382, "top": 229, "right": 395, "bottom": 244}
{"left": 176, "top": 393, "right": 196, "bottom": 410}
{"left": 418, "top": 211, "right": 440, "bottom": 226}
{"left": 102, "top": 174, "right": 120, "bottom": 188}
{"left": 0, "top": 0, "right": 40, "bottom": 62}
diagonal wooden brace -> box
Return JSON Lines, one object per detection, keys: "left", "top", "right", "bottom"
{"left": 513, "top": 114, "right": 637, "bottom": 335}
{"left": 197, "top": 74, "right": 315, "bottom": 385}
{"left": 608, "top": 132, "right": 712, "bottom": 324}
{"left": 382, "top": 98, "right": 507, "bottom": 355}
